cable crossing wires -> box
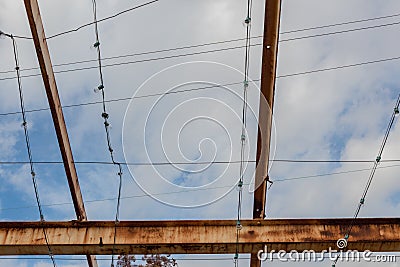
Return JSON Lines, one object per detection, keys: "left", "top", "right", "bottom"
{"left": 5, "top": 33, "right": 57, "bottom": 267}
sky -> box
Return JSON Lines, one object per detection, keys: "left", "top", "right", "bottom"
{"left": 0, "top": 0, "right": 400, "bottom": 267}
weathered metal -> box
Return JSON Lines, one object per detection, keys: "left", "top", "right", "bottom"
{"left": 23, "top": 1, "right": 94, "bottom": 266}
{"left": 1, "top": 218, "right": 399, "bottom": 255}
{"left": 253, "top": 0, "right": 282, "bottom": 220}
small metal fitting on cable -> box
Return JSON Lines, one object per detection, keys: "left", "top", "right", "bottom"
{"left": 102, "top": 112, "right": 109, "bottom": 119}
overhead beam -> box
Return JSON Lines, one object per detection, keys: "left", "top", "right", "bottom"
{"left": 252, "top": 1, "right": 281, "bottom": 265}
{"left": 23, "top": 1, "right": 95, "bottom": 267}
{"left": 253, "top": 0, "right": 282, "bottom": 220}
{"left": 1, "top": 218, "right": 400, "bottom": 255}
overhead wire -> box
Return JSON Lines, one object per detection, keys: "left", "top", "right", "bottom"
{"left": 279, "top": 20, "right": 400, "bottom": 42}
{"left": 90, "top": 1, "right": 123, "bottom": 266}
{"left": 332, "top": 94, "right": 400, "bottom": 267}
{"left": 7, "top": 8, "right": 400, "bottom": 41}
{"left": 234, "top": 0, "right": 253, "bottom": 265}
{"left": 2, "top": 163, "right": 400, "bottom": 212}
{"left": 2, "top": 15, "right": 400, "bottom": 80}
{"left": 6, "top": 0, "right": 159, "bottom": 40}
{"left": 0, "top": 80, "right": 257, "bottom": 117}
{"left": 1, "top": 159, "right": 400, "bottom": 166}
{"left": 6, "top": 33, "right": 57, "bottom": 267}
{"left": 280, "top": 12, "right": 400, "bottom": 34}
{"left": 0, "top": 43, "right": 262, "bottom": 81}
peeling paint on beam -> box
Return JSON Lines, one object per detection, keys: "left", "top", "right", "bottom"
{"left": 0, "top": 218, "right": 399, "bottom": 255}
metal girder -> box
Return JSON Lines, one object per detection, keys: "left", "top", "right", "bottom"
{"left": 251, "top": 1, "right": 281, "bottom": 265}
{"left": 253, "top": 0, "right": 282, "bottom": 220}
{"left": 23, "top": 1, "right": 95, "bottom": 266}
{"left": 1, "top": 218, "right": 400, "bottom": 255}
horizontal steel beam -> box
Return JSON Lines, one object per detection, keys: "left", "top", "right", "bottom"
{"left": 1, "top": 218, "right": 399, "bottom": 255}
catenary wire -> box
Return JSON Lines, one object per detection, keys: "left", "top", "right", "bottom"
{"left": 0, "top": 43, "right": 262, "bottom": 81}
{"left": 7, "top": 8, "right": 400, "bottom": 40}
{"left": 0, "top": 36, "right": 263, "bottom": 75}
{"left": 280, "top": 11, "right": 400, "bottom": 34}
{"left": 2, "top": 15, "right": 400, "bottom": 78}
{"left": 332, "top": 94, "right": 400, "bottom": 267}
{"left": 3, "top": 16, "right": 400, "bottom": 77}
{"left": 0, "top": 0, "right": 159, "bottom": 40}
{"left": 2, "top": 45, "right": 400, "bottom": 85}
{"left": 234, "top": 1, "right": 253, "bottom": 265}
{"left": 8, "top": 35, "right": 57, "bottom": 267}
{"left": 279, "top": 20, "right": 400, "bottom": 42}
{"left": 90, "top": 1, "right": 123, "bottom": 266}
{"left": 2, "top": 163, "right": 400, "bottom": 212}
{"left": 1, "top": 159, "right": 400, "bottom": 166}
{"left": 0, "top": 80, "right": 257, "bottom": 116}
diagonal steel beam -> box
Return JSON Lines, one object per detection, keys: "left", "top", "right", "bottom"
{"left": 253, "top": 0, "right": 282, "bottom": 220}
{"left": 23, "top": 1, "right": 96, "bottom": 267}
{"left": 251, "top": 0, "right": 282, "bottom": 266}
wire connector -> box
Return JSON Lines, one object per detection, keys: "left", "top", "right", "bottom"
{"left": 395, "top": 107, "right": 399, "bottom": 116}
{"left": 102, "top": 112, "right": 109, "bottom": 119}
{"left": 376, "top": 156, "right": 381, "bottom": 163}
{"left": 236, "top": 220, "right": 243, "bottom": 230}
{"left": 360, "top": 198, "right": 365, "bottom": 205}
{"left": 93, "top": 41, "right": 100, "bottom": 48}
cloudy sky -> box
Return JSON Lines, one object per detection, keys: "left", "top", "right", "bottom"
{"left": 1, "top": 0, "right": 400, "bottom": 266}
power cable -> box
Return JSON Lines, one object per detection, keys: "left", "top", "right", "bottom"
{"left": 280, "top": 12, "right": 400, "bottom": 34}
{"left": 276, "top": 55, "right": 400, "bottom": 78}
{"left": 90, "top": 1, "right": 123, "bottom": 266}
{"left": 3, "top": 17, "right": 400, "bottom": 79}
{"left": 332, "top": 94, "right": 400, "bottom": 267}
{"left": 279, "top": 20, "right": 400, "bottom": 42}
{"left": 0, "top": 36, "right": 262, "bottom": 75}
{"left": 2, "top": 44, "right": 400, "bottom": 85}
{"left": 0, "top": 43, "right": 262, "bottom": 81}
{"left": 0, "top": 80, "right": 256, "bottom": 117}
{"left": 5, "top": 0, "right": 159, "bottom": 40}
{"left": 2, "top": 17, "right": 400, "bottom": 80}
{"left": 7, "top": 34, "right": 57, "bottom": 267}
{"left": 234, "top": 1, "right": 253, "bottom": 266}
{"left": 1, "top": 159, "right": 400, "bottom": 166}
{"left": 2, "top": 163, "right": 400, "bottom": 212}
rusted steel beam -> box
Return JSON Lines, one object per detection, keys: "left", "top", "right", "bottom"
{"left": 1, "top": 218, "right": 399, "bottom": 255}
{"left": 23, "top": 1, "right": 95, "bottom": 267}
{"left": 252, "top": 1, "right": 282, "bottom": 265}
{"left": 253, "top": 0, "right": 282, "bottom": 220}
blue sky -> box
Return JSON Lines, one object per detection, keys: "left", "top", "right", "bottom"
{"left": 1, "top": 0, "right": 400, "bottom": 267}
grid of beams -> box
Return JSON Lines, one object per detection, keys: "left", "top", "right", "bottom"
{"left": 5, "top": 1, "right": 397, "bottom": 267}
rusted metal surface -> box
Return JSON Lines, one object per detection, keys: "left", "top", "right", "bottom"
{"left": 253, "top": 0, "right": 282, "bottom": 220}
{"left": 23, "top": 1, "right": 95, "bottom": 266}
{"left": 251, "top": 1, "right": 282, "bottom": 265}
{"left": 1, "top": 218, "right": 399, "bottom": 255}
